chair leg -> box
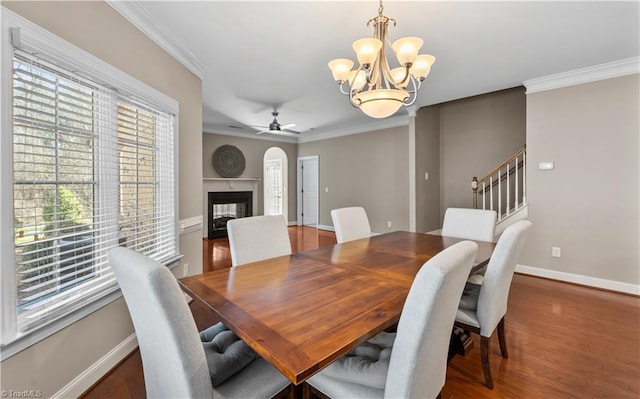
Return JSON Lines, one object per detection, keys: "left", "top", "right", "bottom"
{"left": 301, "top": 383, "right": 311, "bottom": 399}
{"left": 480, "top": 336, "right": 494, "bottom": 389}
{"left": 497, "top": 317, "right": 508, "bottom": 359}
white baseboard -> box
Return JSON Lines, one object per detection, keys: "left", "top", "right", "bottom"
{"left": 287, "top": 220, "right": 297, "bottom": 226}
{"left": 516, "top": 264, "right": 640, "bottom": 295}
{"left": 317, "top": 224, "right": 334, "bottom": 232}
{"left": 52, "top": 333, "right": 138, "bottom": 399}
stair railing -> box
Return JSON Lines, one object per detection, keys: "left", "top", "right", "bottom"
{"left": 472, "top": 146, "right": 526, "bottom": 222}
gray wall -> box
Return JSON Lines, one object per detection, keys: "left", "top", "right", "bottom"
{"left": 202, "top": 133, "right": 298, "bottom": 223}
{"left": 438, "top": 87, "right": 527, "bottom": 221}
{"left": 1, "top": 1, "right": 203, "bottom": 396}
{"left": 415, "top": 106, "right": 441, "bottom": 233}
{"left": 522, "top": 74, "right": 639, "bottom": 285}
{"left": 298, "top": 126, "right": 410, "bottom": 233}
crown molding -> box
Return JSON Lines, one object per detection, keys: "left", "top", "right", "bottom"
{"left": 106, "top": 1, "right": 205, "bottom": 80}
{"left": 524, "top": 57, "right": 640, "bottom": 94}
{"left": 297, "top": 116, "right": 409, "bottom": 144}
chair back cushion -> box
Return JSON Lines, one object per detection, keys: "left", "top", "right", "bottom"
{"left": 227, "top": 215, "right": 292, "bottom": 266}
{"left": 442, "top": 208, "right": 497, "bottom": 242}
{"left": 385, "top": 241, "right": 478, "bottom": 399}
{"left": 108, "top": 247, "right": 212, "bottom": 398}
{"left": 331, "top": 207, "right": 372, "bottom": 243}
{"left": 477, "top": 220, "right": 532, "bottom": 335}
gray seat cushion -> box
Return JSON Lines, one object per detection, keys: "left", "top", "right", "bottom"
{"left": 200, "top": 322, "right": 258, "bottom": 386}
{"left": 459, "top": 281, "right": 481, "bottom": 310}
{"left": 319, "top": 332, "right": 395, "bottom": 390}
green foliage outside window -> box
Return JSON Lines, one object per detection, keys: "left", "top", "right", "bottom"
{"left": 42, "top": 186, "right": 86, "bottom": 226}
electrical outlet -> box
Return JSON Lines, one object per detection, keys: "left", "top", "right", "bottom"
{"left": 551, "top": 247, "right": 561, "bottom": 258}
{"left": 183, "top": 263, "right": 189, "bottom": 276}
{"left": 425, "top": 172, "right": 429, "bottom": 180}
{"left": 387, "top": 221, "right": 392, "bottom": 228}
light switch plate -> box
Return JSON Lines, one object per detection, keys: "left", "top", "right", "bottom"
{"left": 539, "top": 161, "right": 554, "bottom": 170}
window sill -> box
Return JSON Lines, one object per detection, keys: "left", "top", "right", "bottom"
{"left": 0, "top": 256, "right": 182, "bottom": 361}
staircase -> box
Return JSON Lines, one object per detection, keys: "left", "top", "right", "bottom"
{"left": 472, "top": 146, "right": 528, "bottom": 234}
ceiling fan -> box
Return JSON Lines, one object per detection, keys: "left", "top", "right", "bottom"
{"left": 252, "top": 111, "right": 301, "bottom": 135}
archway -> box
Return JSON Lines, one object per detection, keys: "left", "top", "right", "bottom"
{"left": 263, "top": 147, "right": 288, "bottom": 222}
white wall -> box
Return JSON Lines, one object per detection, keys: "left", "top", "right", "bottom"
{"left": 521, "top": 74, "right": 639, "bottom": 289}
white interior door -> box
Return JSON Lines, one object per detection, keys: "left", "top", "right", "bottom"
{"left": 265, "top": 159, "right": 283, "bottom": 216}
{"left": 297, "top": 156, "right": 318, "bottom": 226}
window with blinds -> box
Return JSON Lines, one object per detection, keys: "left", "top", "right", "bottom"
{"left": 11, "top": 51, "right": 177, "bottom": 331}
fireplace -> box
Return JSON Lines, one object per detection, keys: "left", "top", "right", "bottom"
{"left": 208, "top": 191, "right": 253, "bottom": 239}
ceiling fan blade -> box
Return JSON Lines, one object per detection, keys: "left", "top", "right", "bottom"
{"left": 282, "top": 129, "right": 301, "bottom": 134}
{"left": 256, "top": 129, "right": 270, "bottom": 135}
{"left": 279, "top": 123, "right": 296, "bottom": 130}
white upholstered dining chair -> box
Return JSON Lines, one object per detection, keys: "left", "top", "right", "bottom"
{"left": 305, "top": 241, "right": 479, "bottom": 399}
{"left": 331, "top": 207, "right": 372, "bottom": 244}
{"left": 109, "top": 247, "right": 291, "bottom": 399}
{"left": 455, "top": 220, "right": 532, "bottom": 389}
{"left": 227, "top": 215, "right": 292, "bottom": 267}
{"left": 441, "top": 207, "right": 497, "bottom": 243}
{"left": 436, "top": 207, "right": 497, "bottom": 285}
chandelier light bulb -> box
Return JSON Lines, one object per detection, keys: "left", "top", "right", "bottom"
{"left": 391, "top": 37, "right": 423, "bottom": 66}
{"left": 410, "top": 54, "right": 436, "bottom": 80}
{"left": 352, "top": 38, "right": 382, "bottom": 66}
{"left": 328, "top": 58, "right": 354, "bottom": 83}
{"left": 391, "top": 67, "right": 410, "bottom": 89}
{"left": 348, "top": 70, "right": 367, "bottom": 92}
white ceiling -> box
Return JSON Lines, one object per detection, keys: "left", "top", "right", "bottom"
{"left": 112, "top": 1, "right": 639, "bottom": 141}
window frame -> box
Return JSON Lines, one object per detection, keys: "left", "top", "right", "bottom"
{"left": 0, "top": 8, "right": 181, "bottom": 360}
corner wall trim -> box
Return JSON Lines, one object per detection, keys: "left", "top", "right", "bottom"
{"left": 516, "top": 264, "right": 640, "bottom": 295}
{"left": 523, "top": 57, "right": 640, "bottom": 94}
{"left": 52, "top": 333, "right": 138, "bottom": 399}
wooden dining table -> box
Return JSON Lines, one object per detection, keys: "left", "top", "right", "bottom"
{"left": 178, "top": 231, "right": 495, "bottom": 386}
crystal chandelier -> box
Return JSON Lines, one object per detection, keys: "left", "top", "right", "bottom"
{"left": 328, "top": 1, "right": 435, "bottom": 118}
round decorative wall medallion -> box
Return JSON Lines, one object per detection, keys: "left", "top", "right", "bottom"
{"left": 212, "top": 145, "right": 246, "bottom": 178}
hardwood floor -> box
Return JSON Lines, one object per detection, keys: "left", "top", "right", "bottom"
{"left": 82, "top": 227, "right": 640, "bottom": 398}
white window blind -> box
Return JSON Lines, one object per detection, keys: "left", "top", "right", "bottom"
{"left": 12, "top": 50, "right": 177, "bottom": 331}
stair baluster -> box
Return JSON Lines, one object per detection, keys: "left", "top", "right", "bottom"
{"left": 471, "top": 146, "right": 527, "bottom": 226}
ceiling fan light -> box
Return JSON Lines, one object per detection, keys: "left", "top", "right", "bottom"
{"left": 352, "top": 38, "right": 382, "bottom": 66}
{"left": 391, "top": 37, "right": 423, "bottom": 66}
{"left": 328, "top": 58, "right": 354, "bottom": 82}
{"left": 354, "top": 89, "right": 409, "bottom": 118}
{"left": 410, "top": 54, "right": 435, "bottom": 80}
